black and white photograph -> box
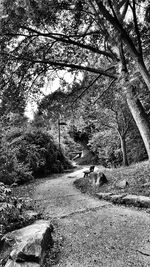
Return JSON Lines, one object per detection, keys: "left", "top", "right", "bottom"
{"left": 1, "top": 1, "right": 150, "bottom": 266}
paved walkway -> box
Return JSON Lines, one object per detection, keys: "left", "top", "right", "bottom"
{"left": 34, "top": 168, "right": 150, "bottom": 266}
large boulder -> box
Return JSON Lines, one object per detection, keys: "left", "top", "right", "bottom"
{"left": 90, "top": 172, "right": 108, "bottom": 186}
{"left": 2, "top": 220, "right": 53, "bottom": 267}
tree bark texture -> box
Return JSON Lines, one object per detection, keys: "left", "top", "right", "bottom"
{"left": 137, "top": 59, "right": 150, "bottom": 91}
{"left": 119, "top": 134, "right": 128, "bottom": 166}
{"left": 126, "top": 87, "right": 150, "bottom": 160}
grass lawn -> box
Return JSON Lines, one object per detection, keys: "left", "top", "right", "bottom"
{"left": 74, "top": 161, "right": 150, "bottom": 197}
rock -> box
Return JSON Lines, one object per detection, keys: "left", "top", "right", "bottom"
{"left": 96, "top": 192, "right": 113, "bottom": 200}
{"left": 3, "top": 220, "right": 53, "bottom": 267}
{"left": 5, "top": 259, "right": 40, "bottom": 266}
{"left": 122, "top": 195, "right": 150, "bottom": 208}
{"left": 116, "top": 179, "right": 129, "bottom": 189}
{"left": 90, "top": 172, "right": 108, "bottom": 186}
{"left": 136, "top": 196, "right": 150, "bottom": 208}
{"left": 96, "top": 193, "right": 128, "bottom": 203}
{"left": 121, "top": 194, "right": 138, "bottom": 205}
{"left": 96, "top": 172, "right": 108, "bottom": 186}
{"left": 109, "top": 194, "right": 127, "bottom": 204}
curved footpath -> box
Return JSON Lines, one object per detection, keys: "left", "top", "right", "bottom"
{"left": 33, "top": 168, "right": 150, "bottom": 267}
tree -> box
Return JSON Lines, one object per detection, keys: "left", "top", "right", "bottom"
{"left": 1, "top": 0, "right": 150, "bottom": 161}
{"left": 94, "top": 0, "right": 150, "bottom": 89}
{"left": 0, "top": 112, "right": 71, "bottom": 184}
{"left": 96, "top": 94, "right": 132, "bottom": 166}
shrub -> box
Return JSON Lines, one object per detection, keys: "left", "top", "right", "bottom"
{"left": 0, "top": 125, "right": 71, "bottom": 185}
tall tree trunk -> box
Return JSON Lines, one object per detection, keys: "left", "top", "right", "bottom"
{"left": 118, "top": 37, "right": 150, "bottom": 161}
{"left": 137, "top": 59, "right": 150, "bottom": 91}
{"left": 119, "top": 133, "right": 128, "bottom": 166}
{"left": 126, "top": 86, "right": 150, "bottom": 160}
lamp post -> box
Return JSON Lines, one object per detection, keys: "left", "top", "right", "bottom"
{"left": 58, "top": 117, "right": 67, "bottom": 149}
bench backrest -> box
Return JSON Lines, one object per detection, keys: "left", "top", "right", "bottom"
{"left": 90, "top": 165, "right": 95, "bottom": 172}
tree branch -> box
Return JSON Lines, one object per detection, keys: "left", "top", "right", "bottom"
{"left": 130, "top": 0, "right": 143, "bottom": 56}
{"left": 120, "top": 0, "right": 129, "bottom": 21}
{"left": 71, "top": 74, "right": 102, "bottom": 106}
{"left": 94, "top": 0, "right": 140, "bottom": 59}
{"left": 0, "top": 52, "right": 117, "bottom": 78}
{"left": 93, "top": 78, "right": 116, "bottom": 104}
{"left": 19, "top": 26, "right": 116, "bottom": 59}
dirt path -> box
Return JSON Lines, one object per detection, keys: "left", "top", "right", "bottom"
{"left": 33, "top": 168, "right": 150, "bottom": 266}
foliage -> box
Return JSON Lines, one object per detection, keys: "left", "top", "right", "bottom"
{"left": 36, "top": 76, "right": 148, "bottom": 167}
{"left": 1, "top": 0, "right": 150, "bottom": 167}
{"left": 24, "top": 128, "right": 71, "bottom": 177}
{"left": 89, "top": 130, "right": 122, "bottom": 167}
{"left": 0, "top": 81, "right": 26, "bottom": 117}
{"left": 69, "top": 125, "right": 92, "bottom": 146}
{"left": 126, "top": 127, "right": 148, "bottom": 164}
{"left": 0, "top": 182, "right": 35, "bottom": 238}
{"left": 0, "top": 114, "right": 71, "bottom": 185}
{"left": 0, "top": 114, "right": 33, "bottom": 185}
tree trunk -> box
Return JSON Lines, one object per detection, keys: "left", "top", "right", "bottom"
{"left": 126, "top": 86, "right": 150, "bottom": 160}
{"left": 137, "top": 59, "right": 150, "bottom": 91}
{"left": 119, "top": 133, "right": 128, "bottom": 166}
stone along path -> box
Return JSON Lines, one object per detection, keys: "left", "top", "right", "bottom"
{"left": 33, "top": 169, "right": 150, "bottom": 266}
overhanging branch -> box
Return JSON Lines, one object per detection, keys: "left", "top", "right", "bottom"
{"left": 0, "top": 52, "right": 117, "bottom": 78}
{"left": 15, "top": 26, "right": 116, "bottom": 59}
{"left": 94, "top": 0, "right": 140, "bottom": 59}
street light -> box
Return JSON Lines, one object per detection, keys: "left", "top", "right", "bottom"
{"left": 58, "top": 118, "right": 67, "bottom": 149}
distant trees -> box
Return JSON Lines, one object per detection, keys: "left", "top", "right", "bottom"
{"left": 37, "top": 75, "right": 147, "bottom": 167}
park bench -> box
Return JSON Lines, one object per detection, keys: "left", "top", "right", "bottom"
{"left": 83, "top": 165, "right": 95, "bottom": 177}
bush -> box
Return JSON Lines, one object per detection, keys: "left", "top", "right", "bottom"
{"left": 23, "top": 129, "right": 71, "bottom": 177}
{"left": 0, "top": 125, "right": 72, "bottom": 185}
{"left": 88, "top": 130, "right": 122, "bottom": 167}
{"left": 0, "top": 182, "right": 37, "bottom": 239}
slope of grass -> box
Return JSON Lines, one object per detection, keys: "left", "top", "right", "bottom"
{"left": 74, "top": 161, "right": 150, "bottom": 197}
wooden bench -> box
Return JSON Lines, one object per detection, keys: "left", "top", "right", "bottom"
{"left": 83, "top": 165, "right": 95, "bottom": 177}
